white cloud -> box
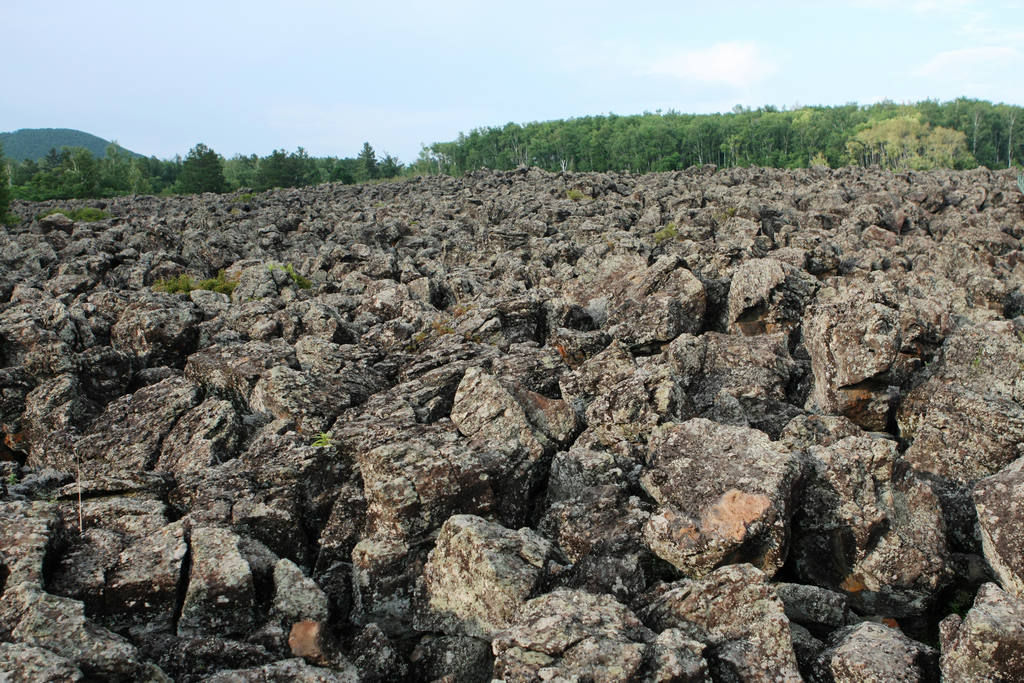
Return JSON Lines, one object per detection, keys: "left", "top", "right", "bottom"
{"left": 646, "top": 42, "right": 777, "bottom": 88}
{"left": 914, "top": 45, "right": 1022, "bottom": 77}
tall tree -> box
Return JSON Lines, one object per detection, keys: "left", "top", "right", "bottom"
{"left": 177, "top": 143, "right": 228, "bottom": 194}
{"left": 0, "top": 143, "right": 11, "bottom": 223}
{"left": 358, "top": 142, "right": 379, "bottom": 181}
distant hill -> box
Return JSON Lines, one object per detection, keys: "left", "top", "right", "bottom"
{"left": 0, "top": 128, "right": 143, "bottom": 162}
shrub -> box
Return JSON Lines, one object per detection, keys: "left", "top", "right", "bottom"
{"left": 154, "top": 269, "right": 238, "bottom": 295}
{"left": 653, "top": 222, "right": 678, "bottom": 244}
{"left": 267, "top": 262, "right": 312, "bottom": 289}
{"left": 39, "top": 207, "right": 111, "bottom": 222}
{"left": 566, "top": 188, "right": 590, "bottom": 201}
{"left": 152, "top": 273, "right": 196, "bottom": 294}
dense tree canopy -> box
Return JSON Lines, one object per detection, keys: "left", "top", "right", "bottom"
{"left": 177, "top": 143, "right": 228, "bottom": 194}
{"left": 415, "top": 98, "right": 1023, "bottom": 175}
{"left": 3, "top": 98, "right": 1022, "bottom": 205}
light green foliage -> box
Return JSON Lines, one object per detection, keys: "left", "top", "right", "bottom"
{"left": 154, "top": 269, "right": 238, "bottom": 295}
{"left": 39, "top": 207, "right": 111, "bottom": 221}
{"left": 311, "top": 432, "right": 334, "bottom": 448}
{"left": 6, "top": 471, "right": 17, "bottom": 486}
{"left": 846, "top": 115, "right": 975, "bottom": 170}
{"left": 653, "top": 222, "right": 678, "bottom": 244}
{"left": 267, "top": 262, "right": 312, "bottom": 289}
{"left": 153, "top": 273, "right": 197, "bottom": 294}
{"left": 566, "top": 188, "right": 590, "bottom": 201}
{"left": 1017, "top": 174, "right": 1024, "bottom": 195}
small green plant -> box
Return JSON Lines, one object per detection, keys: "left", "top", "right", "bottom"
{"left": 712, "top": 206, "right": 738, "bottom": 222}
{"left": 653, "top": 222, "right": 679, "bottom": 244}
{"left": 267, "top": 262, "right": 312, "bottom": 289}
{"left": 1017, "top": 174, "right": 1024, "bottom": 195}
{"left": 197, "top": 270, "right": 239, "bottom": 295}
{"left": 154, "top": 269, "right": 238, "bottom": 295}
{"left": 311, "top": 432, "right": 334, "bottom": 448}
{"left": 39, "top": 207, "right": 111, "bottom": 222}
{"left": 566, "top": 188, "right": 590, "bottom": 202}
{"left": 153, "top": 273, "right": 196, "bottom": 294}
{"left": 6, "top": 471, "right": 17, "bottom": 486}
{"left": 235, "top": 192, "right": 255, "bottom": 203}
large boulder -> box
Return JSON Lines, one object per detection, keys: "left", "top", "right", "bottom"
{"left": 940, "top": 582, "right": 1024, "bottom": 680}
{"left": 491, "top": 588, "right": 656, "bottom": 682}
{"left": 414, "top": 514, "right": 564, "bottom": 640}
{"left": 973, "top": 456, "right": 1024, "bottom": 600}
{"left": 641, "top": 564, "right": 801, "bottom": 681}
{"left": 789, "top": 433, "right": 951, "bottom": 617}
{"left": 640, "top": 419, "right": 801, "bottom": 577}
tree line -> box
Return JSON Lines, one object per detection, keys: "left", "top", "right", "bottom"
{"left": 2, "top": 141, "right": 402, "bottom": 202}
{"left": 417, "top": 98, "right": 1023, "bottom": 175}
{"left": 3, "top": 98, "right": 1024, "bottom": 210}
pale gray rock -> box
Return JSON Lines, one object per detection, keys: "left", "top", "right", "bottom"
{"left": 939, "top": 582, "right": 1024, "bottom": 681}
{"left": 272, "top": 557, "right": 330, "bottom": 625}
{"left": 0, "top": 641, "right": 84, "bottom": 682}
{"left": 414, "top": 514, "right": 564, "bottom": 639}
{"left": 813, "top": 621, "right": 938, "bottom": 682}
{"left": 974, "top": 456, "right": 1024, "bottom": 600}
{"left": 641, "top": 564, "right": 801, "bottom": 682}
{"left": 177, "top": 526, "right": 256, "bottom": 638}
{"left": 491, "top": 588, "right": 653, "bottom": 682}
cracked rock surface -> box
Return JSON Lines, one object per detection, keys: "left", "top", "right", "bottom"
{"left": 2, "top": 164, "right": 1024, "bottom": 679}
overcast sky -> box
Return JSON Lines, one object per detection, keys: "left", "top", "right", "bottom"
{"left": 4, "top": 0, "right": 1023, "bottom": 163}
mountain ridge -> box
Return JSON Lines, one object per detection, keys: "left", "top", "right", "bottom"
{"left": 0, "top": 128, "right": 143, "bottom": 162}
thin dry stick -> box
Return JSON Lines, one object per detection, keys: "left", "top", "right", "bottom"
{"left": 75, "top": 452, "right": 83, "bottom": 533}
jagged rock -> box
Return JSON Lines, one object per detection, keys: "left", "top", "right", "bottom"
{"left": 803, "top": 288, "right": 902, "bottom": 430}
{"left": 5, "top": 167, "right": 1024, "bottom": 678}
{"left": 414, "top": 514, "right": 565, "bottom": 639}
{"left": 184, "top": 339, "right": 298, "bottom": 407}
{"left": 110, "top": 295, "right": 202, "bottom": 368}
{"left": 104, "top": 520, "right": 189, "bottom": 632}
{"left": 203, "top": 656, "right": 359, "bottom": 682}
{"left": 973, "top": 456, "right": 1024, "bottom": 600}
{"left": 155, "top": 398, "right": 244, "bottom": 474}
{"left": 410, "top": 634, "right": 493, "bottom": 683}
{"left": 177, "top": 526, "right": 256, "bottom": 638}
{"left": 0, "top": 500, "right": 59, "bottom": 587}
{"left": 640, "top": 419, "right": 801, "bottom": 577}
{"left": 641, "top": 564, "right": 801, "bottom": 682}
{"left": 898, "top": 320, "right": 1024, "bottom": 551}
{"left": 726, "top": 257, "right": 819, "bottom": 337}
{"left": 0, "top": 582, "right": 144, "bottom": 680}
{"left": 74, "top": 375, "right": 202, "bottom": 475}
{"left": 350, "top": 622, "right": 409, "bottom": 681}
{"left": 250, "top": 365, "right": 353, "bottom": 434}
{"left": 813, "top": 622, "right": 938, "bottom": 682}
{"left": 790, "top": 433, "right": 951, "bottom": 617}
{"left": 665, "top": 331, "right": 803, "bottom": 437}
{"left": 939, "top": 582, "right": 1024, "bottom": 680}
{"left": 774, "top": 582, "right": 855, "bottom": 636}
{"left": 272, "top": 558, "right": 330, "bottom": 625}
{"left": 0, "top": 641, "right": 84, "bottom": 682}
{"left": 644, "top": 629, "right": 711, "bottom": 682}
{"left": 491, "top": 588, "right": 653, "bottom": 682}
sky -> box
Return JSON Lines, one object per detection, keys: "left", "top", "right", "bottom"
{"left": 3, "top": 0, "right": 1024, "bottom": 163}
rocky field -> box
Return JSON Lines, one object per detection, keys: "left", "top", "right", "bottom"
{"left": 1, "top": 165, "right": 1024, "bottom": 681}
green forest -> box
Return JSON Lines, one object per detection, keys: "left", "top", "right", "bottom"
{"left": 2, "top": 98, "right": 1023, "bottom": 209}
{"left": 420, "top": 98, "right": 1022, "bottom": 175}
